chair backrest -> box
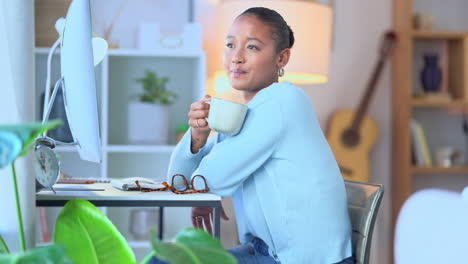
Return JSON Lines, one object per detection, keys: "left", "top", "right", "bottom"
{"left": 344, "top": 179, "right": 384, "bottom": 264}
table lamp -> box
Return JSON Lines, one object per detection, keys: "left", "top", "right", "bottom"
{"left": 39, "top": 0, "right": 107, "bottom": 163}
{"left": 209, "top": 0, "right": 332, "bottom": 94}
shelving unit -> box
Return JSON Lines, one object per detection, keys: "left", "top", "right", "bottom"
{"left": 411, "top": 98, "right": 468, "bottom": 109}
{"left": 34, "top": 47, "right": 205, "bottom": 260}
{"left": 392, "top": 0, "right": 468, "bottom": 263}
{"left": 411, "top": 166, "right": 468, "bottom": 175}
{"left": 412, "top": 30, "right": 468, "bottom": 39}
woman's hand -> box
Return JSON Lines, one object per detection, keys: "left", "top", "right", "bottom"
{"left": 189, "top": 95, "right": 211, "bottom": 132}
{"left": 189, "top": 95, "right": 212, "bottom": 153}
{"left": 191, "top": 206, "right": 229, "bottom": 235}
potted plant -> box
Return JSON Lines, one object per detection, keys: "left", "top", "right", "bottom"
{"left": 128, "top": 70, "right": 177, "bottom": 144}
{"left": 0, "top": 120, "right": 71, "bottom": 263}
{"left": 175, "top": 123, "right": 189, "bottom": 144}
{"left": 0, "top": 121, "right": 235, "bottom": 264}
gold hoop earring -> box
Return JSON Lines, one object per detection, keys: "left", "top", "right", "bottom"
{"left": 278, "top": 67, "right": 285, "bottom": 77}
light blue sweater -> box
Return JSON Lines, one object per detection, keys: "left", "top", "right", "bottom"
{"left": 167, "top": 82, "right": 352, "bottom": 264}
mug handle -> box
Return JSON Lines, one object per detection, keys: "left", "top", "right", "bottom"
{"left": 204, "top": 100, "right": 211, "bottom": 123}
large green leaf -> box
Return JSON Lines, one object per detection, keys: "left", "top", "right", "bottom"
{"left": 0, "top": 131, "right": 21, "bottom": 169}
{"left": 151, "top": 228, "right": 236, "bottom": 264}
{"left": 0, "top": 244, "right": 70, "bottom": 264}
{"left": 0, "top": 120, "right": 62, "bottom": 164}
{"left": 53, "top": 199, "right": 136, "bottom": 264}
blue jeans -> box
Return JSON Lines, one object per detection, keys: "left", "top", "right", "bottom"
{"left": 335, "top": 256, "right": 355, "bottom": 264}
{"left": 147, "top": 237, "right": 354, "bottom": 264}
{"left": 227, "top": 237, "right": 280, "bottom": 264}
{"left": 229, "top": 238, "right": 355, "bottom": 264}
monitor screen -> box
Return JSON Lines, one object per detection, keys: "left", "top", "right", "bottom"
{"left": 61, "top": 0, "right": 101, "bottom": 163}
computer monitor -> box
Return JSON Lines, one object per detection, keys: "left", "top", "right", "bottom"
{"left": 42, "top": 0, "right": 107, "bottom": 163}
{"left": 61, "top": 0, "right": 101, "bottom": 162}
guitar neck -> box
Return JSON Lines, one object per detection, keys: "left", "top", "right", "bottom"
{"left": 350, "top": 57, "right": 386, "bottom": 131}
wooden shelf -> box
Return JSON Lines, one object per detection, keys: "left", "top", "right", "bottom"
{"left": 411, "top": 97, "right": 468, "bottom": 109}
{"left": 392, "top": 1, "right": 468, "bottom": 263}
{"left": 35, "top": 47, "right": 204, "bottom": 58}
{"left": 412, "top": 166, "right": 468, "bottom": 174}
{"left": 412, "top": 30, "right": 468, "bottom": 40}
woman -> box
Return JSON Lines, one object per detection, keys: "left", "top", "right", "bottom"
{"left": 154, "top": 7, "right": 353, "bottom": 264}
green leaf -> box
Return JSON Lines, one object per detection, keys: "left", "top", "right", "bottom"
{"left": 150, "top": 228, "right": 236, "bottom": 264}
{"left": 150, "top": 233, "right": 198, "bottom": 264}
{"left": 174, "top": 228, "right": 223, "bottom": 249}
{"left": 0, "top": 244, "right": 71, "bottom": 264}
{"left": 175, "top": 123, "right": 189, "bottom": 133}
{"left": 0, "top": 131, "right": 21, "bottom": 169}
{"left": 0, "top": 120, "right": 62, "bottom": 160}
{"left": 133, "top": 70, "right": 176, "bottom": 105}
{"left": 0, "top": 235, "right": 9, "bottom": 254}
{"left": 53, "top": 199, "right": 136, "bottom": 264}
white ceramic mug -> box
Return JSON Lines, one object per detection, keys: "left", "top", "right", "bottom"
{"left": 205, "top": 97, "right": 248, "bottom": 136}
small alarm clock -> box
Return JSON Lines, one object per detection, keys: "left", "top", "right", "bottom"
{"left": 34, "top": 137, "right": 60, "bottom": 193}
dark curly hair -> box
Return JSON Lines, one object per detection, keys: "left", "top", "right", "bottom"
{"left": 238, "top": 7, "right": 295, "bottom": 53}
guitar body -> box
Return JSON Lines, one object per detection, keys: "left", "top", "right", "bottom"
{"left": 326, "top": 109, "right": 379, "bottom": 182}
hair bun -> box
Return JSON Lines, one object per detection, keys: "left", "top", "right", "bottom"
{"left": 287, "top": 25, "right": 295, "bottom": 48}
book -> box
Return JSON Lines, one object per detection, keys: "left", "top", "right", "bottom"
{"left": 411, "top": 119, "right": 432, "bottom": 166}
{"left": 410, "top": 120, "right": 424, "bottom": 166}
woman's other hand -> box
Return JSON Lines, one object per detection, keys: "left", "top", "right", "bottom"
{"left": 191, "top": 206, "right": 229, "bottom": 235}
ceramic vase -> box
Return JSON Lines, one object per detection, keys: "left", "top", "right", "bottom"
{"left": 420, "top": 54, "right": 442, "bottom": 93}
{"left": 129, "top": 209, "right": 159, "bottom": 241}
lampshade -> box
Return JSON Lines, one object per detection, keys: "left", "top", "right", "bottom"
{"left": 91, "top": 36, "right": 108, "bottom": 65}
{"left": 55, "top": 17, "right": 108, "bottom": 66}
{"left": 210, "top": 0, "right": 332, "bottom": 88}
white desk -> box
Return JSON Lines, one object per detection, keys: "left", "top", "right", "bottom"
{"left": 36, "top": 183, "right": 222, "bottom": 238}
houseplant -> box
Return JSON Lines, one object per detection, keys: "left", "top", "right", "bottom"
{"left": 0, "top": 120, "right": 133, "bottom": 264}
{"left": 145, "top": 228, "right": 237, "bottom": 264}
{"left": 128, "top": 70, "right": 177, "bottom": 144}
{"left": 52, "top": 201, "right": 236, "bottom": 264}
{"left": 0, "top": 120, "right": 71, "bottom": 263}
{"left": 0, "top": 122, "right": 235, "bottom": 264}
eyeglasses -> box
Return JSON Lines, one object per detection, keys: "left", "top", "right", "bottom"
{"left": 135, "top": 174, "right": 209, "bottom": 195}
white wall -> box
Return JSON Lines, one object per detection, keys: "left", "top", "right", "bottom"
{"left": 304, "top": 1, "right": 392, "bottom": 263}
{"left": 0, "top": 0, "right": 36, "bottom": 252}
{"left": 90, "top": 0, "right": 191, "bottom": 49}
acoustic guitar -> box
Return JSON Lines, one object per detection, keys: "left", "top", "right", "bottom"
{"left": 326, "top": 31, "right": 396, "bottom": 182}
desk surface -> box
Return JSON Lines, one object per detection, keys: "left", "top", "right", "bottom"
{"left": 36, "top": 183, "right": 222, "bottom": 202}
{"left": 36, "top": 182, "right": 223, "bottom": 239}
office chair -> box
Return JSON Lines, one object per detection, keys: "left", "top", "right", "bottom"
{"left": 344, "top": 179, "right": 384, "bottom": 264}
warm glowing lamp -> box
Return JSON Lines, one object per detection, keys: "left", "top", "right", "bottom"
{"left": 210, "top": 0, "right": 332, "bottom": 94}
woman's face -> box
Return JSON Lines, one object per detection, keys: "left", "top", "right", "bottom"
{"left": 223, "top": 15, "right": 288, "bottom": 95}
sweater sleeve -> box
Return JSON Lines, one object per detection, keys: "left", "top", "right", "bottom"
{"left": 192, "top": 99, "right": 283, "bottom": 197}
{"left": 166, "top": 128, "right": 219, "bottom": 182}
